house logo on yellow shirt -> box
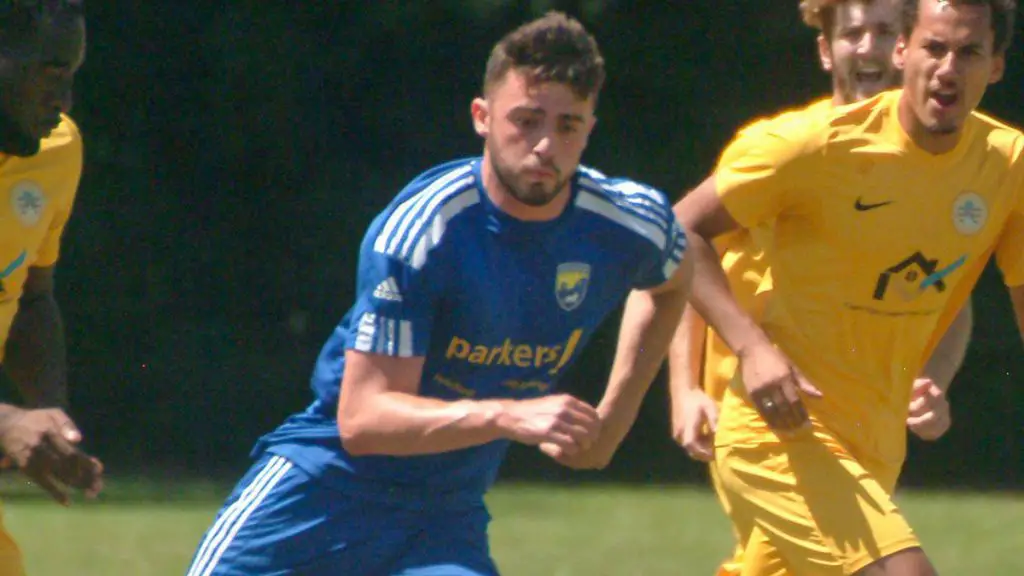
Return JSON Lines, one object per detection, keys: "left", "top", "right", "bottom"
{"left": 873, "top": 252, "right": 967, "bottom": 303}
{"left": 10, "top": 181, "right": 45, "bottom": 227}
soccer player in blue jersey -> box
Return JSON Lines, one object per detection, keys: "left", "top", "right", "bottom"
{"left": 186, "top": 12, "right": 693, "bottom": 576}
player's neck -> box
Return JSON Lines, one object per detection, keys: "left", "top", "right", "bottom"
{"left": 479, "top": 157, "right": 571, "bottom": 222}
{"left": 896, "top": 94, "right": 961, "bottom": 155}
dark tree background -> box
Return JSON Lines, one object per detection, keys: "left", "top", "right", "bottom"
{"left": 10, "top": 1, "right": 1020, "bottom": 487}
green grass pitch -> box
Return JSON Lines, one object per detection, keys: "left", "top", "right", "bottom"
{"left": 2, "top": 479, "right": 1021, "bottom": 575}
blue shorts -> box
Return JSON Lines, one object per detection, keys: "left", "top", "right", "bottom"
{"left": 185, "top": 453, "right": 499, "bottom": 576}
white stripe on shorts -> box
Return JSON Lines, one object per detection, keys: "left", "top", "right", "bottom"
{"left": 186, "top": 455, "right": 294, "bottom": 576}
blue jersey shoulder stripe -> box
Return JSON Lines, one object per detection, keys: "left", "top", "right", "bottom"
{"left": 375, "top": 164, "right": 473, "bottom": 256}
{"left": 373, "top": 165, "right": 479, "bottom": 269}
{"left": 576, "top": 177, "right": 675, "bottom": 250}
{"left": 576, "top": 187, "right": 669, "bottom": 250}
{"left": 580, "top": 175, "right": 674, "bottom": 231}
{"left": 578, "top": 176, "right": 673, "bottom": 231}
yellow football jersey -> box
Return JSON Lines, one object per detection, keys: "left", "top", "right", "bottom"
{"left": 713, "top": 89, "right": 1024, "bottom": 472}
{"left": 0, "top": 115, "right": 83, "bottom": 362}
{"left": 702, "top": 98, "right": 834, "bottom": 403}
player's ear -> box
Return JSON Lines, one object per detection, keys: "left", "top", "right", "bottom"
{"left": 817, "top": 34, "right": 833, "bottom": 72}
{"left": 471, "top": 97, "right": 490, "bottom": 138}
{"left": 893, "top": 35, "right": 908, "bottom": 70}
{"left": 988, "top": 52, "right": 1005, "bottom": 84}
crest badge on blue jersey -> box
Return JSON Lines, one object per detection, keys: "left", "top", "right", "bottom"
{"left": 555, "top": 262, "right": 590, "bottom": 312}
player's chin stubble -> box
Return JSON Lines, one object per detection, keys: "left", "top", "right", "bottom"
{"left": 924, "top": 116, "right": 959, "bottom": 135}
{"left": 510, "top": 180, "right": 568, "bottom": 207}
{"left": 493, "top": 160, "right": 566, "bottom": 207}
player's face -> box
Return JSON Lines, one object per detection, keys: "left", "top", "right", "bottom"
{"left": 894, "top": 0, "right": 1003, "bottom": 146}
{"left": 821, "top": 0, "right": 902, "bottom": 104}
{"left": 0, "top": 14, "right": 85, "bottom": 155}
{"left": 474, "top": 69, "right": 596, "bottom": 208}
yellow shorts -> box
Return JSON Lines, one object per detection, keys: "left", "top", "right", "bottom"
{"left": 715, "top": 434, "right": 919, "bottom": 576}
{"left": 0, "top": 509, "right": 24, "bottom": 576}
{"left": 709, "top": 461, "right": 743, "bottom": 576}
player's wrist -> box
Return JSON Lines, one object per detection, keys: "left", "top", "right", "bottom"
{"left": 477, "top": 399, "right": 518, "bottom": 441}
{"left": 0, "top": 404, "right": 25, "bottom": 430}
{"left": 678, "top": 376, "right": 704, "bottom": 393}
{"left": 734, "top": 333, "right": 775, "bottom": 361}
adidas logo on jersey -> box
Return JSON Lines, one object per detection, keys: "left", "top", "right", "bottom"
{"left": 373, "top": 277, "right": 403, "bottom": 302}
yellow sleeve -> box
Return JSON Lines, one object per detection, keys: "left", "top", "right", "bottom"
{"left": 996, "top": 208, "right": 1024, "bottom": 287}
{"left": 34, "top": 117, "right": 84, "bottom": 267}
{"left": 714, "top": 105, "right": 823, "bottom": 229}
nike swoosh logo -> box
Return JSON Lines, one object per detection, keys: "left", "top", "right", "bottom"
{"left": 0, "top": 250, "right": 27, "bottom": 279}
{"left": 854, "top": 197, "right": 894, "bottom": 211}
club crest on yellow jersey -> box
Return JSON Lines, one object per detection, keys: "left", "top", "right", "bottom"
{"left": 952, "top": 192, "right": 987, "bottom": 235}
{"left": 10, "top": 181, "right": 45, "bottom": 227}
{"left": 555, "top": 262, "right": 590, "bottom": 312}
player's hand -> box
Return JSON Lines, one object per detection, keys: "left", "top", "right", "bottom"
{"left": 671, "top": 388, "right": 718, "bottom": 462}
{"left": 500, "top": 394, "right": 601, "bottom": 457}
{"left": 737, "top": 342, "right": 822, "bottom": 434}
{"left": 538, "top": 426, "right": 614, "bottom": 470}
{"left": 539, "top": 440, "right": 611, "bottom": 470}
{"left": 0, "top": 408, "right": 105, "bottom": 505}
{"left": 906, "top": 378, "right": 950, "bottom": 441}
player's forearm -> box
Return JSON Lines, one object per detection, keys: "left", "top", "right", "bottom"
{"left": 686, "top": 233, "right": 770, "bottom": 357}
{"left": 338, "top": 392, "right": 512, "bottom": 456}
{"left": 3, "top": 292, "right": 68, "bottom": 408}
{"left": 667, "top": 304, "right": 708, "bottom": 397}
{"left": 921, "top": 304, "right": 972, "bottom": 391}
{"left": 598, "top": 285, "right": 687, "bottom": 444}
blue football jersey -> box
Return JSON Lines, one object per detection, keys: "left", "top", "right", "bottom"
{"left": 257, "top": 157, "right": 686, "bottom": 505}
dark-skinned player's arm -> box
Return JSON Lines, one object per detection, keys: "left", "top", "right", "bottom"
{"left": 5, "top": 266, "right": 68, "bottom": 407}
{"left": 2, "top": 268, "right": 103, "bottom": 504}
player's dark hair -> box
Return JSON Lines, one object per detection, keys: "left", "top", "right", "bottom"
{"left": 0, "top": 0, "right": 84, "bottom": 55}
{"left": 483, "top": 11, "right": 605, "bottom": 101}
{"left": 901, "top": 0, "right": 1016, "bottom": 53}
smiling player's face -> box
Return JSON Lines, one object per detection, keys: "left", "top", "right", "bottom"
{"left": 821, "top": 0, "right": 902, "bottom": 104}
{"left": 473, "top": 69, "right": 596, "bottom": 210}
